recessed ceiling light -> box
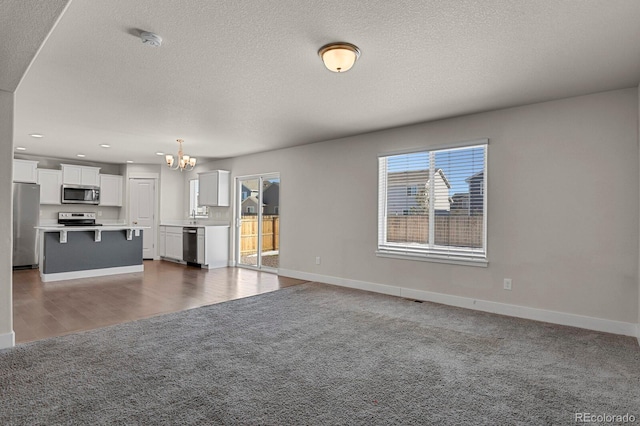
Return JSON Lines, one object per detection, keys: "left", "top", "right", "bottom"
{"left": 15, "top": 147, "right": 27, "bottom": 151}
{"left": 76, "top": 154, "right": 86, "bottom": 158}
{"left": 100, "top": 144, "right": 111, "bottom": 148}
{"left": 126, "top": 160, "right": 134, "bottom": 163}
{"left": 156, "top": 152, "right": 164, "bottom": 156}
{"left": 29, "top": 133, "right": 43, "bottom": 138}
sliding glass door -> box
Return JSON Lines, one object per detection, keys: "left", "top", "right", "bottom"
{"left": 237, "top": 173, "right": 280, "bottom": 271}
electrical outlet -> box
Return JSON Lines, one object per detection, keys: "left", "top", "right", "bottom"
{"left": 97, "top": 211, "right": 102, "bottom": 217}
{"left": 503, "top": 278, "right": 512, "bottom": 291}
{"left": 315, "top": 256, "right": 321, "bottom": 265}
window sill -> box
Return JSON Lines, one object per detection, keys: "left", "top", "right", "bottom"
{"left": 376, "top": 251, "right": 488, "bottom": 267}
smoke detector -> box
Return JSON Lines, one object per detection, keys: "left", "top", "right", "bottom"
{"left": 140, "top": 31, "right": 162, "bottom": 47}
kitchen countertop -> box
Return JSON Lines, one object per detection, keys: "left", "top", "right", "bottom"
{"left": 160, "top": 221, "right": 230, "bottom": 227}
{"left": 36, "top": 225, "right": 149, "bottom": 231}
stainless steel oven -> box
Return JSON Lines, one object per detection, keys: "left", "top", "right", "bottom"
{"left": 61, "top": 185, "right": 100, "bottom": 204}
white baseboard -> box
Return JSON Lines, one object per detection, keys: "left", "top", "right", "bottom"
{"left": 278, "top": 269, "right": 638, "bottom": 339}
{"left": 40, "top": 264, "right": 144, "bottom": 283}
{"left": 202, "top": 261, "right": 228, "bottom": 269}
{"left": 0, "top": 331, "right": 15, "bottom": 350}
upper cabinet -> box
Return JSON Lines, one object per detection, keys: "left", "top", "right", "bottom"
{"left": 99, "top": 174, "right": 123, "bottom": 207}
{"left": 13, "top": 159, "right": 39, "bottom": 183}
{"left": 37, "top": 169, "right": 63, "bottom": 204}
{"left": 198, "top": 170, "right": 230, "bottom": 206}
{"left": 61, "top": 164, "right": 101, "bottom": 186}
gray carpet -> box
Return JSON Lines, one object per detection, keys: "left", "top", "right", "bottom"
{"left": 1, "top": 282, "right": 638, "bottom": 425}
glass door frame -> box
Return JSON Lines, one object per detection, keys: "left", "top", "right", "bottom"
{"left": 235, "top": 172, "right": 280, "bottom": 273}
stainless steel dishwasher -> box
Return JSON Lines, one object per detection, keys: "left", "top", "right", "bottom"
{"left": 183, "top": 227, "right": 198, "bottom": 263}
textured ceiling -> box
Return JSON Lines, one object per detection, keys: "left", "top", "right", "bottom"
{"left": 11, "top": 0, "right": 640, "bottom": 165}
{"left": 0, "top": 0, "right": 69, "bottom": 92}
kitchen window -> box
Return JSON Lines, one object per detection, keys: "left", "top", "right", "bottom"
{"left": 189, "top": 179, "right": 209, "bottom": 218}
{"left": 377, "top": 140, "right": 488, "bottom": 266}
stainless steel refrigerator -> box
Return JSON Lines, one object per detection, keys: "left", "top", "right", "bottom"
{"left": 13, "top": 182, "right": 40, "bottom": 268}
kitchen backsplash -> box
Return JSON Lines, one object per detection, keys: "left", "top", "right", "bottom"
{"left": 39, "top": 204, "right": 123, "bottom": 223}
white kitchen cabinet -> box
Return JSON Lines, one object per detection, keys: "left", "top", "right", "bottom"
{"left": 158, "top": 226, "right": 166, "bottom": 257}
{"left": 37, "top": 169, "right": 63, "bottom": 204}
{"left": 61, "top": 164, "right": 101, "bottom": 186}
{"left": 99, "top": 174, "right": 123, "bottom": 206}
{"left": 164, "top": 226, "right": 183, "bottom": 261}
{"left": 159, "top": 224, "right": 228, "bottom": 267}
{"left": 198, "top": 170, "right": 230, "bottom": 206}
{"left": 199, "top": 226, "right": 229, "bottom": 269}
{"left": 13, "top": 159, "right": 39, "bottom": 183}
{"left": 197, "top": 229, "right": 205, "bottom": 264}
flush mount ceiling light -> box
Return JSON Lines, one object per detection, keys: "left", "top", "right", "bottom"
{"left": 140, "top": 31, "right": 162, "bottom": 47}
{"left": 165, "top": 139, "right": 196, "bottom": 171}
{"left": 318, "top": 42, "right": 360, "bottom": 73}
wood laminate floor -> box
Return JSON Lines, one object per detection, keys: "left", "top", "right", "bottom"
{"left": 12, "top": 260, "right": 307, "bottom": 344}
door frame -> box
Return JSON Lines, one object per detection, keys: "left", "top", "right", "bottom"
{"left": 235, "top": 172, "right": 280, "bottom": 272}
{"left": 127, "top": 173, "right": 159, "bottom": 260}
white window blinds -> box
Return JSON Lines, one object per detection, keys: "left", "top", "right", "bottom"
{"left": 377, "top": 142, "right": 487, "bottom": 264}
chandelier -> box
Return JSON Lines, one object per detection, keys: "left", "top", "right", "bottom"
{"left": 165, "top": 139, "right": 196, "bottom": 171}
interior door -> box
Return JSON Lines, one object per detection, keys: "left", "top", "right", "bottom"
{"left": 129, "top": 178, "right": 156, "bottom": 259}
{"left": 236, "top": 174, "right": 279, "bottom": 271}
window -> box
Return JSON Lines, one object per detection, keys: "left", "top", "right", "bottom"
{"left": 406, "top": 185, "right": 418, "bottom": 196}
{"left": 377, "top": 141, "right": 488, "bottom": 266}
{"left": 189, "top": 179, "right": 209, "bottom": 218}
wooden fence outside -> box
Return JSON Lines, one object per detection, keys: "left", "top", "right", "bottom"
{"left": 240, "top": 215, "right": 280, "bottom": 255}
{"left": 386, "top": 215, "right": 483, "bottom": 248}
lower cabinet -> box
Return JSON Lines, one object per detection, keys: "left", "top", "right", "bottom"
{"left": 197, "top": 229, "right": 205, "bottom": 264}
{"left": 161, "top": 226, "right": 183, "bottom": 261}
{"left": 159, "top": 225, "right": 228, "bottom": 268}
{"left": 199, "top": 226, "right": 229, "bottom": 269}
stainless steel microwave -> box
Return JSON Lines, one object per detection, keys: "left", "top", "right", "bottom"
{"left": 61, "top": 185, "right": 100, "bottom": 205}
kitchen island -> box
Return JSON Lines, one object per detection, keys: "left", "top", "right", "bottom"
{"left": 36, "top": 225, "right": 147, "bottom": 282}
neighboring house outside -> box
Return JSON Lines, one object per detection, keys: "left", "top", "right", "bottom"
{"left": 466, "top": 171, "right": 484, "bottom": 216}
{"left": 387, "top": 169, "right": 451, "bottom": 215}
{"left": 450, "top": 193, "right": 470, "bottom": 216}
{"left": 241, "top": 195, "right": 259, "bottom": 214}
{"left": 241, "top": 182, "right": 259, "bottom": 201}
{"left": 262, "top": 182, "right": 279, "bottom": 215}
{"left": 240, "top": 184, "right": 252, "bottom": 201}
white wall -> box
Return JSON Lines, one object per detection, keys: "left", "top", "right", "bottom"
{"left": 197, "top": 88, "right": 639, "bottom": 325}
{"left": 0, "top": 90, "right": 15, "bottom": 347}
{"left": 159, "top": 166, "right": 184, "bottom": 222}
